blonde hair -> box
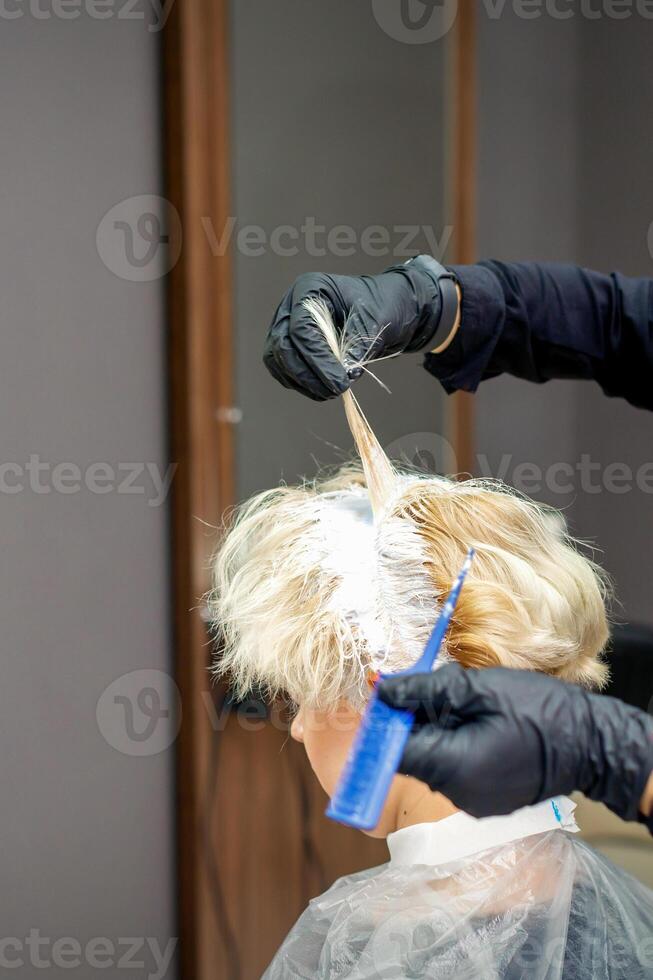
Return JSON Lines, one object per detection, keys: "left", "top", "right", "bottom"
{"left": 209, "top": 301, "right": 610, "bottom": 708}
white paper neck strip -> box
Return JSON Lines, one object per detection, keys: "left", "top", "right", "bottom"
{"left": 387, "top": 797, "right": 579, "bottom": 870}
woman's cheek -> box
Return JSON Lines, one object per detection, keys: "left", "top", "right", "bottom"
{"left": 302, "top": 707, "right": 361, "bottom": 797}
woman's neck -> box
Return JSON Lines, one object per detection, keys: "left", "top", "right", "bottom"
{"left": 392, "top": 775, "right": 458, "bottom": 832}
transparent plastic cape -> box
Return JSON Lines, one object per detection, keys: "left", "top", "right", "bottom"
{"left": 263, "top": 830, "right": 653, "bottom": 979}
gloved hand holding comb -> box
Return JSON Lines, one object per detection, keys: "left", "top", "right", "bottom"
{"left": 378, "top": 664, "right": 653, "bottom": 828}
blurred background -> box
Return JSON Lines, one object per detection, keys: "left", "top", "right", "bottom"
{"left": 1, "top": 1, "right": 651, "bottom": 977}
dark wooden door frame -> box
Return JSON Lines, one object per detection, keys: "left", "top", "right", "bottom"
{"left": 451, "top": 1, "right": 477, "bottom": 476}
{"left": 163, "top": 0, "right": 235, "bottom": 976}
{"left": 163, "top": 3, "right": 476, "bottom": 975}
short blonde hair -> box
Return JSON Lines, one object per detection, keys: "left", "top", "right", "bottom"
{"left": 209, "top": 301, "right": 610, "bottom": 708}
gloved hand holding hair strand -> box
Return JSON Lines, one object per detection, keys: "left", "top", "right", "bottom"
{"left": 263, "top": 255, "right": 457, "bottom": 400}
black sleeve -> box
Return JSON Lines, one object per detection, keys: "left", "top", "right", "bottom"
{"left": 423, "top": 261, "right": 653, "bottom": 411}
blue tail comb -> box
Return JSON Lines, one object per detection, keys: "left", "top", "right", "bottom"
{"left": 325, "top": 548, "right": 475, "bottom": 831}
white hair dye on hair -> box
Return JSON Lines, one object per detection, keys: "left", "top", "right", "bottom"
{"left": 209, "top": 299, "right": 610, "bottom": 708}
{"left": 317, "top": 487, "right": 441, "bottom": 670}
{"left": 317, "top": 490, "right": 384, "bottom": 655}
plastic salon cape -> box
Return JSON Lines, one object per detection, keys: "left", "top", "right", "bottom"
{"left": 263, "top": 798, "right": 653, "bottom": 979}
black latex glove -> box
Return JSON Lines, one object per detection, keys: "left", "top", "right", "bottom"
{"left": 378, "top": 664, "right": 653, "bottom": 823}
{"left": 263, "top": 256, "right": 447, "bottom": 401}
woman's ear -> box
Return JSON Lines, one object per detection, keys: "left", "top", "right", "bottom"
{"left": 290, "top": 707, "right": 305, "bottom": 743}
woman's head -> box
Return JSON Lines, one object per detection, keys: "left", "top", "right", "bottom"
{"left": 210, "top": 466, "right": 609, "bottom": 709}
{"left": 208, "top": 299, "right": 610, "bottom": 832}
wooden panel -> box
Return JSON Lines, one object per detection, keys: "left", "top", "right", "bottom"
{"left": 451, "top": 0, "right": 477, "bottom": 477}
{"left": 163, "top": 0, "right": 235, "bottom": 975}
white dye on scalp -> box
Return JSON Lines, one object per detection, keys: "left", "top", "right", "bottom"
{"left": 317, "top": 486, "right": 441, "bottom": 670}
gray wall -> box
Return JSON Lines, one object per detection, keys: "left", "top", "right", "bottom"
{"left": 0, "top": 9, "right": 176, "bottom": 980}
{"left": 574, "top": 16, "right": 653, "bottom": 623}
{"left": 475, "top": 9, "right": 580, "bottom": 515}
{"left": 230, "top": 0, "right": 451, "bottom": 500}
{"left": 475, "top": 8, "right": 653, "bottom": 627}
